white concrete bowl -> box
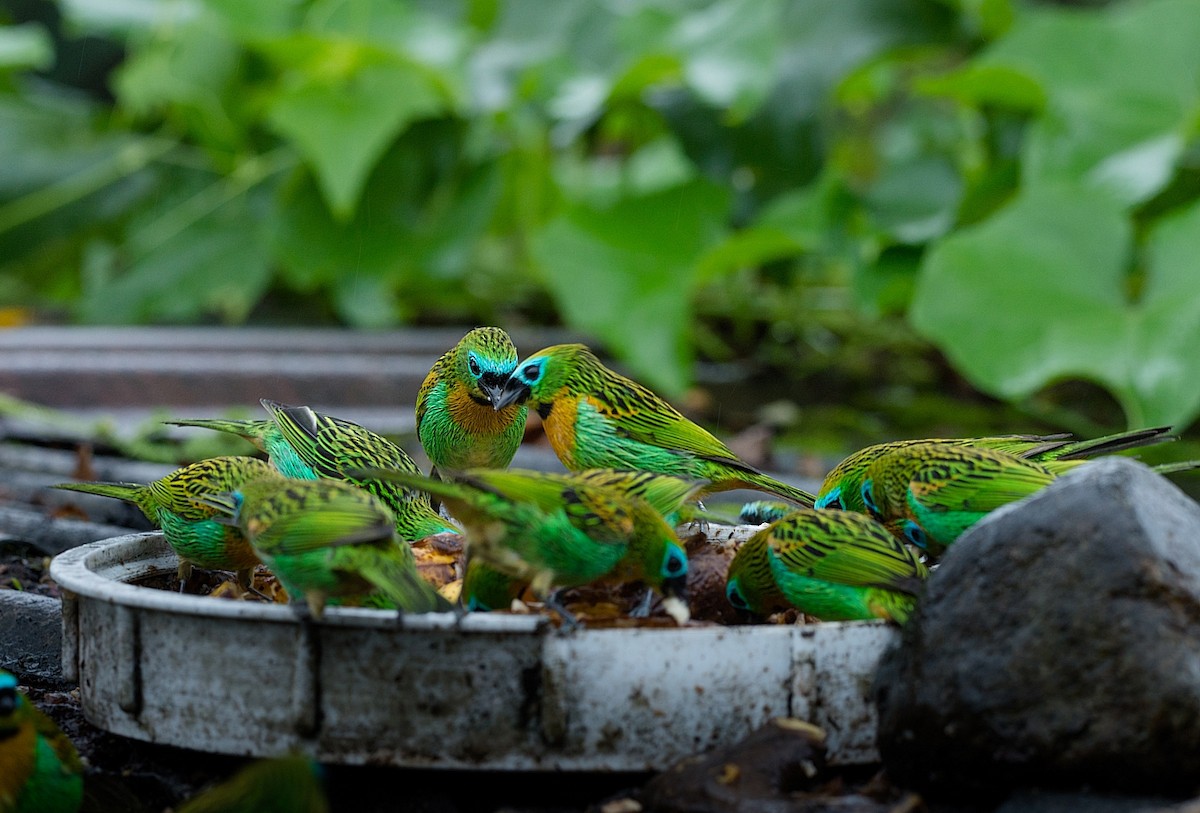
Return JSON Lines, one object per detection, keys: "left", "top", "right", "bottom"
{"left": 50, "top": 532, "right": 896, "bottom": 770}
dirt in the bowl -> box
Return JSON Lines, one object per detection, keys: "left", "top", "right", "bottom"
{"left": 113, "top": 524, "right": 816, "bottom": 629}
{"left": 129, "top": 564, "right": 287, "bottom": 603}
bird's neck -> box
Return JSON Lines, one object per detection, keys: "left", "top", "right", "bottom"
{"left": 0, "top": 721, "right": 35, "bottom": 801}
{"left": 447, "top": 384, "right": 520, "bottom": 435}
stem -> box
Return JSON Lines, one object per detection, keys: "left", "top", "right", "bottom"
{"left": 0, "top": 137, "right": 178, "bottom": 235}
{"left": 130, "top": 147, "right": 295, "bottom": 254}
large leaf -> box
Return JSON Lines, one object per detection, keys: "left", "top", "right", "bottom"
{"left": 911, "top": 184, "right": 1200, "bottom": 427}
{"left": 59, "top": 0, "right": 201, "bottom": 34}
{"left": 202, "top": 0, "right": 304, "bottom": 39}
{"left": 272, "top": 128, "right": 501, "bottom": 298}
{"left": 468, "top": 0, "right": 621, "bottom": 114}
{"left": 304, "top": 0, "right": 469, "bottom": 72}
{"left": 663, "top": 0, "right": 957, "bottom": 203}
{"left": 0, "top": 94, "right": 164, "bottom": 270}
{"left": 265, "top": 38, "right": 448, "bottom": 220}
{"left": 113, "top": 13, "right": 243, "bottom": 149}
{"left": 667, "top": 0, "right": 783, "bottom": 121}
{"left": 937, "top": 0, "right": 1200, "bottom": 205}
{"left": 530, "top": 177, "right": 731, "bottom": 397}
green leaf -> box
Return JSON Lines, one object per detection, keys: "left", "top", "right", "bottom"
{"left": 0, "top": 23, "right": 54, "bottom": 71}
{"left": 202, "top": 0, "right": 304, "bottom": 39}
{"left": 911, "top": 184, "right": 1200, "bottom": 427}
{"left": 305, "top": 0, "right": 470, "bottom": 72}
{"left": 59, "top": 0, "right": 201, "bottom": 35}
{"left": 970, "top": 0, "right": 1200, "bottom": 204}
{"left": 854, "top": 248, "right": 919, "bottom": 316}
{"left": 273, "top": 128, "right": 501, "bottom": 288}
{"left": 265, "top": 41, "right": 447, "bottom": 220}
{"left": 113, "top": 13, "right": 241, "bottom": 137}
{"left": 695, "top": 227, "right": 802, "bottom": 284}
{"left": 79, "top": 179, "right": 274, "bottom": 324}
{"left": 555, "top": 137, "right": 697, "bottom": 208}
{"left": 668, "top": 0, "right": 784, "bottom": 121}
{"left": 332, "top": 273, "right": 398, "bottom": 328}
{"left": 530, "top": 178, "right": 731, "bottom": 397}
{"left": 471, "top": 0, "right": 620, "bottom": 113}
{"left": 861, "top": 154, "right": 962, "bottom": 245}
{"left": 1127, "top": 200, "right": 1200, "bottom": 430}
{"left": 916, "top": 64, "right": 1045, "bottom": 111}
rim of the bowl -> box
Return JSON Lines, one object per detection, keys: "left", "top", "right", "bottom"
{"left": 49, "top": 532, "right": 549, "bottom": 633}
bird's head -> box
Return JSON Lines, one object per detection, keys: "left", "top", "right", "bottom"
{"left": 0, "top": 670, "right": 24, "bottom": 735}
{"left": 813, "top": 485, "right": 843, "bottom": 510}
{"left": 724, "top": 529, "right": 788, "bottom": 617}
{"left": 492, "top": 343, "right": 588, "bottom": 411}
{"left": 455, "top": 327, "right": 521, "bottom": 410}
{"left": 658, "top": 542, "right": 690, "bottom": 625}
{"left": 725, "top": 576, "right": 753, "bottom": 612}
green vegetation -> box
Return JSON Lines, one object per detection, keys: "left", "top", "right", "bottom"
{"left": 3, "top": 0, "right": 1200, "bottom": 437}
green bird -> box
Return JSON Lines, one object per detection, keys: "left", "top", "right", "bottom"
{"left": 356, "top": 467, "right": 692, "bottom": 626}
{"left": 726, "top": 510, "right": 927, "bottom": 623}
{"left": 492, "top": 343, "right": 815, "bottom": 506}
{"left": 859, "top": 443, "right": 1060, "bottom": 556}
{"left": 465, "top": 467, "right": 702, "bottom": 613}
{"left": 815, "top": 426, "right": 1175, "bottom": 512}
{"left": 0, "top": 670, "right": 83, "bottom": 813}
{"left": 460, "top": 554, "right": 530, "bottom": 613}
{"left": 176, "top": 756, "right": 327, "bottom": 813}
{"left": 416, "top": 327, "right": 527, "bottom": 477}
{"left": 259, "top": 400, "right": 458, "bottom": 541}
{"left": 53, "top": 455, "right": 275, "bottom": 591}
{"left": 172, "top": 401, "right": 457, "bottom": 542}
{"left": 863, "top": 441, "right": 1200, "bottom": 556}
{"left": 200, "top": 477, "right": 451, "bottom": 620}
{"left": 453, "top": 467, "right": 704, "bottom": 613}
{"left": 166, "top": 416, "right": 312, "bottom": 479}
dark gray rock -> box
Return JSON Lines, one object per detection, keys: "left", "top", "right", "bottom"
{"left": 874, "top": 457, "right": 1200, "bottom": 797}
{"left": 0, "top": 591, "right": 62, "bottom": 681}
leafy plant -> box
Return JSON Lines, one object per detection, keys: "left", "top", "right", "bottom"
{"left": 2, "top": 0, "right": 1199, "bottom": 434}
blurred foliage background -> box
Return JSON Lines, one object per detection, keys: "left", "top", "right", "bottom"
{"left": 3, "top": 0, "right": 1200, "bottom": 457}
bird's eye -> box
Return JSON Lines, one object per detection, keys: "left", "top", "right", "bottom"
{"left": 523, "top": 364, "right": 541, "bottom": 382}
{"left": 861, "top": 480, "right": 879, "bottom": 516}
{"left": 903, "top": 521, "right": 928, "bottom": 550}
{"left": 663, "top": 547, "right": 687, "bottom": 576}
{"left": 0, "top": 687, "right": 16, "bottom": 716}
{"left": 726, "top": 581, "right": 750, "bottom": 611}
{"left": 468, "top": 355, "right": 482, "bottom": 377}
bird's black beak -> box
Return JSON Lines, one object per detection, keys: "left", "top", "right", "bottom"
{"left": 661, "top": 576, "right": 690, "bottom": 624}
{"left": 477, "top": 373, "right": 508, "bottom": 409}
{"left": 663, "top": 574, "right": 688, "bottom": 602}
{"left": 490, "top": 377, "right": 530, "bottom": 412}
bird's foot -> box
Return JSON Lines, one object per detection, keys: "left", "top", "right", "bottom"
{"left": 544, "top": 591, "right": 580, "bottom": 632}
{"left": 247, "top": 585, "right": 272, "bottom": 602}
{"left": 628, "top": 587, "right": 655, "bottom": 618}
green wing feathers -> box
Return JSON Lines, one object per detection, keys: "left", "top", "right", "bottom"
{"left": 766, "top": 510, "right": 926, "bottom": 591}
{"left": 350, "top": 546, "right": 452, "bottom": 613}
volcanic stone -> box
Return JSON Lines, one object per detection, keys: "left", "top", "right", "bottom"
{"left": 874, "top": 457, "right": 1200, "bottom": 796}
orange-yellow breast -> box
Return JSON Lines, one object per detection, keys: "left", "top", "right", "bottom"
{"left": 447, "top": 385, "right": 522, "bottom": 436}
{"left": 540, "top": 391, "right": 582, "bottom": 467}
{"left": 0, "top": 721, "right": 36, "bottom": 808}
